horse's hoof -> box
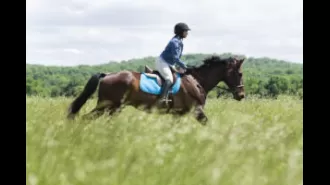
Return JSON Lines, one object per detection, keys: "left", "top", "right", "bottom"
{"left": 67, "top": 113, "right": 75, "bottom": 120}
{"left": 196, "top": 115, "right": 208, "bottom": 125}
{"left": 200, "top": 118, "right": 208, "bottom": 125}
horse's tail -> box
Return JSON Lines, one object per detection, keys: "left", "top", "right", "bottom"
{"left": 67, "top": 73, "right": 106, "bottom": 118}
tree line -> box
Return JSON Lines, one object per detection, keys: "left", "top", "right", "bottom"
{"left": 26, "top": 53, "right": 303, "bottom": 99}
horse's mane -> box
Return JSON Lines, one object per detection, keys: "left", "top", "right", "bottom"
{"left": 187, "top": 55, "right": 234, "bottom": 70}
{"left": 202, "top": 55, "right": 234, "bottom": 65}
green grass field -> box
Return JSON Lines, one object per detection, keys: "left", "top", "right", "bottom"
{"left": 26, "top": 96, "right": 303, "bottom": 185}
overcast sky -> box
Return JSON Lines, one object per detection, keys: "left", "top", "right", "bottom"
{"left": 26, "top": 0, "right": 303, "bottom": 66}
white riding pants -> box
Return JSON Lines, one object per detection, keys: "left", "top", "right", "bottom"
{"left": 155, "top": 57, "right": 174, "bottom": 84}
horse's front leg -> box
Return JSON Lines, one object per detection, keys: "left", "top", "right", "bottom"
{"left": 194, "top": 104, "right": 208, "bottom": 125}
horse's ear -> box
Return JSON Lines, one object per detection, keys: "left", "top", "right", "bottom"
{"left": 239, "top": 58, "right": 245, "bottom": 65}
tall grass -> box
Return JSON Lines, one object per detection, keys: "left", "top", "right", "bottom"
{"left": 26, "top": 96, "right": 303, "bottom": 185}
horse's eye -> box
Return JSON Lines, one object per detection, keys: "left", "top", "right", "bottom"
{"left": 238, "top": 73, "right": 242, "bottom": 77}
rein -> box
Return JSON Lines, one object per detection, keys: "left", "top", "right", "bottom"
{"left": 216, "top": 84, "right": 244, "bottom": 93}
{"left": 186, "top": 67, "right": 244, "bottom": 93}
{"left": 216, "top": 86, "right": 231, "bottom": 92}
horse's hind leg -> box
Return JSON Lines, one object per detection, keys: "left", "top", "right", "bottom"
{"left": 82, "top": 100, "right": 112, "bottom": 120}
{"left": 107, "top": 99, "right": 130, "bottom": 117}
{"left": 82, "top": 107, "right": 106, "bottom": 120}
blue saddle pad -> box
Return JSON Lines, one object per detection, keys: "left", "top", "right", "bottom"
{"left": 139, "top": 73, "right": 181, "bottom": 95}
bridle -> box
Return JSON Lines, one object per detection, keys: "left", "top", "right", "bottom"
{"left": 186, "top": 64, "right": 244, "bottom": 94}
{"left": 216, "top": 84, "right": 244, "bottom": 93}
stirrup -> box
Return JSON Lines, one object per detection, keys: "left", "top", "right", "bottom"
{"left": 160, "top": 97, "right": 172, "bottom": 102}
{"left": 158, "top": 96, "right": 172, "bottom": 106}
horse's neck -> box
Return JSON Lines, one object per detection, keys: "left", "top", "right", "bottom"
{"left": 190, "top": 67, "right": 223, "bottom": 93}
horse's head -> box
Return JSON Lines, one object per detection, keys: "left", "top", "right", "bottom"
{"left": 187, "top": 55, "right": 245, "bottom": 101}
{"left": 222, "top": 57, "right": 245, "bottom": 101}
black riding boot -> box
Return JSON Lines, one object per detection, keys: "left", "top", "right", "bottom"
{"left": 158, "top": 80, "right": 172, "bottom": 104}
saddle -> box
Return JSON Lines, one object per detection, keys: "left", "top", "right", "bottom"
{"left": 143, "top": 65, "right": 179, "bottom": 86}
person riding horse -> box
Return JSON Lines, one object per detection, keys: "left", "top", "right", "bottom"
{"left": 156, "top": 22, "right": 190, "bottom": 104}
{"left": 67, "top": 22, "right": 246, "bottom": 124}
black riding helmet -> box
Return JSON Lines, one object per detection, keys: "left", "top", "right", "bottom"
{"left": 174, "top": 22, "right": 191, "bottom": 36}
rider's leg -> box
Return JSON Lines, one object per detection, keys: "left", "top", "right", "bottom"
{"left": 155, "top": 57, "right": 173, "bottom": 101}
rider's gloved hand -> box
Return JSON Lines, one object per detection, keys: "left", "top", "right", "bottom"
{"left": 178, "top": 67, "right": 186, "bottom": 73}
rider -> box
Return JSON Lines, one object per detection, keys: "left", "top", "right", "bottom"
{"left": 156, "top": 22, "right": 190, "bottom": 103}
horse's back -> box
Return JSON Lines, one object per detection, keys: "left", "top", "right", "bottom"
{"left": 101, "top": 70, "right": 137, "bottom": 85}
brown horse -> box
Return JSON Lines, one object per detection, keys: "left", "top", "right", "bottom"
{"left": 67, "top": 55, "right": 245, "bottom": 124}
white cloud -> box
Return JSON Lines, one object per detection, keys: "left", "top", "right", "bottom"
{"left": 63, "top": 48, "right": 82, "bottom": 54}
{"left": 26, "top": 0, "right": 303, "bottom": 66}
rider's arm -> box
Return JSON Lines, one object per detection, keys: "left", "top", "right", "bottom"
{"left": 170, "top": 40, "right": 187, "bottom": 69}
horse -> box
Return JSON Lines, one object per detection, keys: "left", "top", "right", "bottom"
{"left": 67, "top": 55, "right": 245, "bottom": 124}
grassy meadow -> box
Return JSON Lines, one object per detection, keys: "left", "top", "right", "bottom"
{"left": 26, "top": 96, "right": 303, "bottom": 185}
